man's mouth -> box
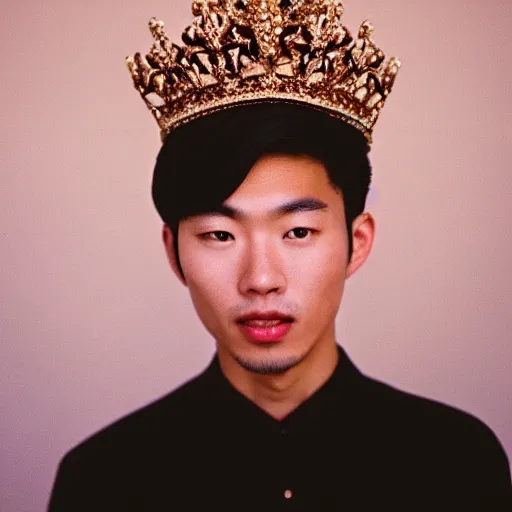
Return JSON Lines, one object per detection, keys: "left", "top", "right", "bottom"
{"left": 237, "top": 319, "right": 294, "bottom": 343}
{"left": 241, "top": 319, "right": 291, "bottom": 327}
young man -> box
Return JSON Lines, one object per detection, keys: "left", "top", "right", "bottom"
{"left": 48, "top": 1, "right": 511, "bottom": 510}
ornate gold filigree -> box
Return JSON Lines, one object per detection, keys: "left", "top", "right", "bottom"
{"left": 126, "top": 0, "right": 401, "bottom": 144}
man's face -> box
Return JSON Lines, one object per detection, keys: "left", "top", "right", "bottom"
{"left": 163, "top": 153, "right": 369, "bottom": 376}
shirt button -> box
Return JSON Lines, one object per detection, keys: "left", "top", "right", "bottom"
{"left": 284, "top": 489, "right": 293, "bottom": 499}
{"left": 280, "top": 426, "right": 288, "bottom": 436}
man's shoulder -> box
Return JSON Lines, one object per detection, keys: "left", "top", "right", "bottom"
{"left": 361, "top": 372, "right": 499, "bottom": 437}
{"left": 356, "top": 371, "right": 511, "bottom": 484}
{"left": 59, "top": 363, "right": 212, "bottom": 465}
{"left": 48, "top": 365, "right": 217, "bottom": 510}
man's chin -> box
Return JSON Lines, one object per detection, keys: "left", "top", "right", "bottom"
{"left": 234, "top": 351, "right": 306, "bottom": 375}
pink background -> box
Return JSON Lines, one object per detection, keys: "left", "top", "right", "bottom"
{"left": 2, "top": 0, "right": 511, "bottom": 509}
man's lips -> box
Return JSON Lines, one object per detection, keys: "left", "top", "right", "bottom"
{"left": 237, "top": 319, "right": 293, "bottom": 343}
{"left": 236, "top": 311, "right": 295, "bottom": 323}
{"left": 240, "top": 319, "right": 288, "bottom": 327}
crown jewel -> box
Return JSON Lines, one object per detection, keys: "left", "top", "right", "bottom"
{"left": 126, "top": 0, "right": 401, "bottom": 144}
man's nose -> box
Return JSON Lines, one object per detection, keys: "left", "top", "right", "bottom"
{"left": 238, "top": 242, "right": 286, "bottom": 296}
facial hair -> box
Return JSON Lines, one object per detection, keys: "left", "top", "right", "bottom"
{"left": 234, "top": 352, "right": 307, "bottom": 375}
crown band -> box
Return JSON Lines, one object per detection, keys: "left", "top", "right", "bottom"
{"left": 160, "top": 93, "right": 370, "bottom": 143}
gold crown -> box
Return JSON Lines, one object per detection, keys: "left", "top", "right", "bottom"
{"left": 126, "top": 0, "right": 401, "bottom": 144}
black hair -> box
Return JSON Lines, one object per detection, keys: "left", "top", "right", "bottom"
{"left": 152, "top": 102, "right": 372, "bottom": 280}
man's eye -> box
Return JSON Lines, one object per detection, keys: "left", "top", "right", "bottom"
{"left": 200, "top": 228, "right": 316, "bottom": 243}
{"left": 201, "top": 231, "right": 233, "bottom": 242}
{"left": 285, "top": 227, "right": 315, "bottom": 240}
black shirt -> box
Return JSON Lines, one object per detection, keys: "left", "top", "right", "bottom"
{"left": 48, "top": 345, "right": 512, "bottom": 511}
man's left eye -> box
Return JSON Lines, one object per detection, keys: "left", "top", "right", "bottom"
{"left": 286, "top": 228, "right": 315, "bottom": 240}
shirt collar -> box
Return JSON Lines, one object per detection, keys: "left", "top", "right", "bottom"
{"left": 201, "top": 344, "right": 364, "bottom": 431}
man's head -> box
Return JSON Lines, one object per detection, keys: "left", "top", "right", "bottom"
{"left": 153, "top": 103, "right": 375, "bottom": 375}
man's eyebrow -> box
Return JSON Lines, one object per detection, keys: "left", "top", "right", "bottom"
{"left": 198, "top": 197, "right": 329, "bottom": 220}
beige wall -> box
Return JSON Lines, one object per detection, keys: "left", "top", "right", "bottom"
{"left": 1, "top": 0, "right": 511, "bottom": 509}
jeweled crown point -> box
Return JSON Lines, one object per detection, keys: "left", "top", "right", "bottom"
{"left": 127, "top": 0, "right": 401, "bottom": 145}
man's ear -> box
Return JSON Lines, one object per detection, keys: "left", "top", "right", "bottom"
{"left": 162, "top": 224, "right": 188, "bottom": 287}
{"left": 345, "top": 212, "right": 375, "bottom": 279}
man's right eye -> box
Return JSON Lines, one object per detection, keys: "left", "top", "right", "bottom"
{"left": 200, "top": 231, "right": 233, "bottom": 242}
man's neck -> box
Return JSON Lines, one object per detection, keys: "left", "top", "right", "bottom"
{"left": 217, "top": 340, "right": 339, "bottom": 421}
